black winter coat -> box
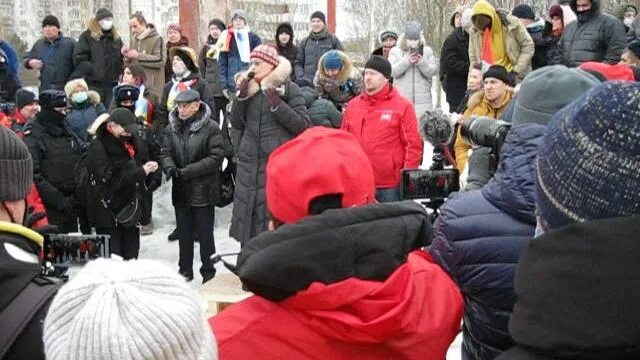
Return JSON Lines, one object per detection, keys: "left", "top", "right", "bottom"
{"left": 527, "top": 21, "right": 562, "bottom": 70}
{"left": 440, "top": 28, "right": 470, "bottom": 111}
{"left": 295, "top": 29, "right": 343, "bottom": 82}
{"left": 198, "top": 36, "right": 223, "bottom": 104}
{"left": 276, "top": 23, "right": 298, "bottom": 81}
{"left": 85, "top": 122, "right": 149, "bottom": 228}
{"left": 155, "top": 72, "right": 207, "bottom": 131}
{"left": 559, "top": 0, "right": 627, "bottom": 66}
{"left": 24, "top": 109, "right": 85, "bottom": 226}
{"left": 497, "top": 216, "right": 640, "bottom": 360}
{"left": 229, "top": 60, "right": 310, "bottom": 244}
{"left": 430, "top": 124, "right": 544, "bottom": 360}
{"left": 24, "top": 34, "right": 76, "bottom": 91}
{"left": 160, "top": 103, "right": 224, "bottom": 208}
{"left": 73, "top": 21, "right": 124, "bottom": 86}
{"left": 0, "top": 68, "right": 19, "bottom": 102}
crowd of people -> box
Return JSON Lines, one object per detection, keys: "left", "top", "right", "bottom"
{"left": 1, "top": 0, "right": 640, "bottom": 359}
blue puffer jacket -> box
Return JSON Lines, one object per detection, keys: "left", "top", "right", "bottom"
{"left": 65, "top": 91, "right": 106, "bottom": 141}
{"left": 429, "top": 124, "right": 544, "bottom": 360}
{"left": 218, "top": 30, "right": 261, "bottom": 91}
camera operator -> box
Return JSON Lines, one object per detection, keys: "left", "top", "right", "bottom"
{"left": 2, "top": 89, "right": 39, "bottom": 137}
{"left": 454, "top": 65, "right": 513, "bottom": 174}
{"left": 428, "top": 65, "right": 600, "bottom": 360}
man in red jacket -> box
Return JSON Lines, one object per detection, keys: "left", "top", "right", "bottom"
{"left": 210, "top": 126, "right": 462, "bottom": 360}
{"left": 341, "top": 55, "right": 423, "bottom": 202}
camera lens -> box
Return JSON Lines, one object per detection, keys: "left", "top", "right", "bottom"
{"left": 460, "top": 116, "right": 511, "bottom": 149}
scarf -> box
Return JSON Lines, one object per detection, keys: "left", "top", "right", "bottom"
{"left": 235, "top": 27, "right": 251, "bottom": 63}
{"left": 167, "top": 75, "right": 197, "bottom": 110}
{"left": 134, "top": 84, "right": 150, "bottom": 125}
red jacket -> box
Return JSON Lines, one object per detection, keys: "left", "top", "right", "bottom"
{"left": 210, "top": 251, "right": 463, "bottom": 360}
{"left": 341, "top": 84, "right": 423, "bottom": 188}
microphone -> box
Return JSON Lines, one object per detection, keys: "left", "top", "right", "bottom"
{"left": 420, "top": 109, "right": 455, "bottom": 146}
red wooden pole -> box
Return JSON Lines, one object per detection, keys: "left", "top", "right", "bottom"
{"left": 179, "top": 0, "right": 200, "bottom": 50}
{"left": 328, "top": 0, "right": 336, "bottom": 34}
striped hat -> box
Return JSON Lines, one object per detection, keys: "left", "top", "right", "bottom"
{"left": 536, "top": 82, "right": 640, "bottom": 230}
{"left": 250, "top": 44, "right": 280, "bottom": 67}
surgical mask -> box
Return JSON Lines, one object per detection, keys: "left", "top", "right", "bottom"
{"left": 99, "top": 19, "right": 114, "bottom": 31}
{"left": 173, "top": 62, "right": 187, "bottom": 76}
{"left": 72, "top": 91, "right": 88, "bottom": 104}
{"left": 624, "top": 17, "right": 634, "bottom": 27}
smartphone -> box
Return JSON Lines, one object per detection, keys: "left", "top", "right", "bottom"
{"left": 400, "top": 169, "right": 459, "bottom": 200}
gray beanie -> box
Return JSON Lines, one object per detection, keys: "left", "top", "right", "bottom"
{"left": 231, "top": 9, "right": 247, "bottom": 23}
{"left": 43, "top": 259, "right": 218, "bottom": 360}
{"left": 405, "top": 21, "right": 422, "bottom": 40}
{"left": 512, "top": 65, "right": 600, "bottom": 127}
{"left": 0, "top": 127, "right": 33, "bottom": 201}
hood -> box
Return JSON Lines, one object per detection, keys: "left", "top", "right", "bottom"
{"left": 87, "top": 113, "right": 110, "bottom": 136}
{"left": 87, "top": 18, "right": 120, "bottom": 40}
{"left": 168, "top": 102, "right": 212, "bottom": 133}
{"left": 503, "top": 216, "right": 640, "bottom": 359}
{"left": 481, "top": 124, "right": 544, "bottom": 225}
{"left": 570, "top": 0, "right": 600, "bottom": 14}
{"left": 237, "top": 201, "right": 432, "bottom": 301}
{"left": 234, "top": 56, "right": 291, "bottom": 99}
{"left": 612, "top": 4, "right": 637, "bottom": 20}
{"left": 472, "top": 0, "right": 502, "bottom": 28}
{"left": 275, "top": 22, "right": 294, "bottom": 47}
{"left": 316, "top": 50, "right": 355, "bottom": 83}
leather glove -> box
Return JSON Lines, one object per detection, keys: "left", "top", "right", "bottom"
{"left": 263, "top": 87, "right": 282, "bottom": 109}
{"left": 167, "top": 167, "right": 180, "bottom": 181}
{"left": 237, "top": 78, "right": 250, "bottom": 99}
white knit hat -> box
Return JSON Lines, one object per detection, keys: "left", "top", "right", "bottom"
{"left": 43, "top": 259, "right": 218, "bottom": 360}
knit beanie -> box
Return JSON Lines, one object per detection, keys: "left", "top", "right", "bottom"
{"left": 536, "top": 82, "right": 640, "bottom": 230}
{"left": 15, "top": 88, "right": 38, "bottom": 110}
{"left": 322, "top": 50, "right": 343, "bottom": 70}
{"left": 267, "top": 127, "right": 375, "bottom": 224}
{"left": 250, "top": 44, "right": 280, "bottom": 67}
{"left": 512, "top": 65, "right": 600, "bottom": 127}
{"left": 404, "top": 21, "right": 422, "bottom": 40}
{"left": 208, "top": 18, "right": 226, "bottom": 31}
{"left": 64, "top": 78, "right": 89, "bottom": 98}
{"left": 365, "top": 55, "right": 392, "bottom": 80}
{"left": 310, "top": 11, "right": 326, "bottom": 24}
{"left": 512, "top": 4, "right": 535, "bottom": 20}
{"left": 43, "top": 259, "right": 218, "bottom": 360}
{"left": 548, "top": 4, "right": 563, "bottom": 19}
{"left": 42, "top": 15, "right": 61, "bottom": 28}
{"left": 167, "top": 23, "right": 182, "bottom": 34}
{"left": 231, "top": 9, "right": 247, "bottom": 23}
{"left": 95, "top": 8, "right": 113, "bottom": 21}
{"left": 0, "top": 127, "right": 32, "bottom": 201}
{"left": 483, "top": 65, "right": 513, "bottom": 86}
{"left": 627, "top": 40, "right": 640, "bottom": 58}
{"left": 380, "top": 30, "right": 398, "bottom": 42}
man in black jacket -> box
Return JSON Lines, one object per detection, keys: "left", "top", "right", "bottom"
{"left": 85, "top": 108, "right": 158, "bottom": 259}
{"left": 160, "top": 89, "right": 223, "bottom": 283}
{"left": 441, "top": 7, "right": 471, "bottom": 111}
{"left": 24, "top": 90, "right": 84, "bottom": 233}
{"left": 295, "top": 11, "right": 343, "bottom": 83}
{"left": 23, "top": 15, "right": 76, "bottom": 91}
{"left": 72, "top": 8, "right": 124, "bottom": 107}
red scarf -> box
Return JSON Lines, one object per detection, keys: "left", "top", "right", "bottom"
{"left": 124, "top": 141, "right": 136, "bottom": 158}
{"left": 481, "top": 28, "right": 494, "bottom": 65}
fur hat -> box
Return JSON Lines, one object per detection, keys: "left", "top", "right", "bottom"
{"left": 64, "top": 78, "right": 89, "bottom": 98}
{"left": 169, "top": 46, "right": 199, "bottom": 72}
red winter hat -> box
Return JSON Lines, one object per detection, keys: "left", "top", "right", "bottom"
{"left": 578, "top": 62, "right": 636, "bottom": 82}
{"left": 266, "top": 127, "right": 376, "bottom": 224}
{"left": 250, "top": 44, "right": 280, "bottom": 67}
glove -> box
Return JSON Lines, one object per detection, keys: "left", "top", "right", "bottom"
{"left": 167, "top": 168, "right": 180, "bottom": 181}
{"left": 508, "top": 71, "right": 519, "bottom": 86}
{"left": 24, "top": 206, "right": 59, "bottom": 235}
{"left": 263, "top": 87, "right": 282, "bottom": 109}
{"left": 237, "top": 78, "right": 250, "bottom": 99}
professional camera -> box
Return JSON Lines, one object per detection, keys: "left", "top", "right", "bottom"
{"left": 460, "top": 116, "right": 511, "bottom": 174}
{"left": 0, "top": 90, "right": 15, "bottom": 115}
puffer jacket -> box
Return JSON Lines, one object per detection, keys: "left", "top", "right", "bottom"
{"left": 229, "top": 57, "right": 310, "bottom": 244}
{"left": 559, "top": 0, "right": 627, "bottom": 67}
{"left": 301, "top": 86, "right": 342, "bottom": 128}
{"left": 217, "top": 27, "right": 261, "bottom": 91}
{"left": 430, "top": 124, "right": 544, "bottom": 360}
{"left": 440, "top": 27, "right": 470, "bottom": 111}
{"left": 496, "top": 216, "right": 640, "bottom": 360}
{"left": 295, "top": 28, "right": 343, "bottom": 82}
{"left": 213, "top": 201, "right": 463, "bottom": 360}
{"left": 126, "top": 26, "right": 165, "bottom": 97}
{"left": 313, "top": 50, "right": 362, "bottom": 108}
{"left": 72, "top": 18, "right": 124, "bottom": 86}
{"left": 469, "top": 3, "right": 535, "bottom": 79}
{"left": 276, "top": 22, "right": 298, "bottom": 80}
{"left": 160, "top": 102, "right": 224, "bottom": 208}
{"left": 65, "top": 90, "right": 106, "bottom": 141}
{"left": 24, "top": 34, "right": 76, "bottom": 91}
{"left": 84, "top": 117, "right": 149, "bottom": 228}
{"left": 389, "top": 35, "right": 439, "bottom": 117}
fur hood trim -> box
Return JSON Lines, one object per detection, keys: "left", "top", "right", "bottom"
{"left": 88, "top": 18, "right": 121, "bottom": 40}
{"left": 235, "top": 56, "right": 292, "bottom": 99}
{"left": 316, "top": 50, "right": 355, "bottom": 83}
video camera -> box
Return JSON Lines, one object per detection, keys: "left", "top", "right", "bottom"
{"left": 460, "top": 116, "right": 511, "bottom": 175}
{"left": 0, "top": 90, "right": 15, "bottom": 116}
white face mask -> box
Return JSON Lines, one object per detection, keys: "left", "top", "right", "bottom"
{"left": 172, "top": 62, "right": 187, "bottom": 76}
{"left": 624, "top": 17, "right": 634, "bottom": 27}
{"left": 99, "top": 19, "right": 114, "bottom": 31}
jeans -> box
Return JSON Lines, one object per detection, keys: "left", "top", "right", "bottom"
{"left": 175, "top": 206, "right": 216, "bottom": 279}
{"left": 376, "top": 186, "right": 401, "bottom": 203}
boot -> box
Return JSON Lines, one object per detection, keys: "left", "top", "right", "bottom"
{"left": 168, "top": 228, "right": 179, "bottom": 241}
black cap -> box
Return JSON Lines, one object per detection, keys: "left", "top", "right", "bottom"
{"left": 109, "top": 108, "right": 138, "bottom": 134}
{"left": 95, "top": 8, "right": 113, "bottom": 21}
{"left": 365, "top": 55, "right": 392, "bottom": 80}
{"left": 39, "top": 90, "right": 67, "bottom": 109}
{"left": 483, "top": 65, "right": 513, "bottom": 86}
{"left": 310, "top": 11, "right": 326, "bottom": 24}
{"left": 512, "top": 4, "right": 535, "bottom": 20}
{"left": 15, "top": 89, "right": 38, "bottom": 110}
{"left": 174, "top": 89, "right": 200, "bottom": 103}
{"left": 114, "top": 85, "right": 141, "bottom": 103}
{"left": 42, "top": 15, "right": 61, "bottom": 28}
